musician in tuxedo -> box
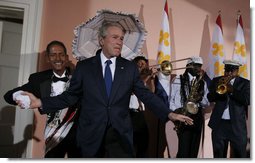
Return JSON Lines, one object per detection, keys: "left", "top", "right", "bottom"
{"left": 169, "top": 56, "right": 210, "bottom": 158}
{"left": 17, "top": 21, "right": 193, "bottom": 158}
{"left": 207, "top": 60, "right": 250, "bottom": 158}
{"left": 4, "top": 40, "right": 80, "bottom": 158}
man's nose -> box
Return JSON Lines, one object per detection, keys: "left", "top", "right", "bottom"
{"left": 55, "top": 54, "right": 61, "bottom": 60}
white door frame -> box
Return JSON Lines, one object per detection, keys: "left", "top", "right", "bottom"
{"left": 0, "top": 0, "right": 42, "bottom": 158}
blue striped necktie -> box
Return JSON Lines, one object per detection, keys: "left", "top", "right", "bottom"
{"left": 104, "top": 60, "right": 112, "bottom": 97}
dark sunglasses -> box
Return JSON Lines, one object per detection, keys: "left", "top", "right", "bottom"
{"left": 224, "top": 65, "right": 238, "bottom": 72}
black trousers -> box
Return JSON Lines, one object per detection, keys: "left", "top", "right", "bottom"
{"left": 44, "top": 125, "right": 81, "bottom": 158}
{"left": 211, "top": 119, "right": 247, "bottom": 158}
{"left": 129, "top": 110, "right": 149, "bottom": 158}
{"left": 176, "top": 127, "right": 202, "bottom": 158}
{"left": 95, "top": 125, "right": 135, "bottom": 158}
{"left": 176, "top": 111, "right": 203, "bottom": 158}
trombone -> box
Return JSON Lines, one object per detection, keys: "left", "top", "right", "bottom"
{"left": 150, "top": 57, "right": 194, "bottom": 76}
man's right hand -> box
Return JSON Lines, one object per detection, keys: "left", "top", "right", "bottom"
{"left": 16, "top": 91, "right": 42, "bottom": 109}
{"left": 168, "top": 112, "right": 194, "bottom": 125}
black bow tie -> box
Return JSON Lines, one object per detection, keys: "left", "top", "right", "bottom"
{"left": 52, "top": 76, "right": 69, "bottom": 83}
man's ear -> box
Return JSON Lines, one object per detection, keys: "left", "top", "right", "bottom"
{"left": 99, "top": 38, "right": 104, "bottom": 46}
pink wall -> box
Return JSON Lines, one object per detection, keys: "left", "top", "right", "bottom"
{"left": 34, "top": 0, "right": 250, "bottom": 158}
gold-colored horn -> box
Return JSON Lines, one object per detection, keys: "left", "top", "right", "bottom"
{"left": 216, "top": 75, "right": 233, "bottom": 94}
{"left": 150, "top": 58, "right": 193, "bottom": 76}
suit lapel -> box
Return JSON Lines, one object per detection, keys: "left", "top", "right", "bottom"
{"left": 109, "top": 57, "right": 125, "bottom": 104}
{"left": 92, "top": 51, "right": 109, "bottom": 103}
{"left": 40, "top": 73, "right": 53, "bottom": 98}
{"left": 233, "top": 76, "right": 240, "bottom": 87}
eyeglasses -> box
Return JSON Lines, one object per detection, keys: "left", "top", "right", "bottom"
{"left": 224, "top": 65, "right": 240, "bottom": 72}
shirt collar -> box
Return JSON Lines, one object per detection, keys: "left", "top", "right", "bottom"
{"left": 100, "top": 51, "right": 116, "bottom": 67}
{"left": 53, "top": 70, "right": 67, "bottom": 78}
{"left": 188, "top": 72, "right": 196, "bottom": 82}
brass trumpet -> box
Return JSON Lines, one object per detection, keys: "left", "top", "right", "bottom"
{"left": 150, "top": 58, "right": 193, "bottom": 76}
{"left": 216, "top": 75, "right": 233, "bottom": 94}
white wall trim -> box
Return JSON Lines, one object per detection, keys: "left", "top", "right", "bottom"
{"left": 0, "top": 0, "right": 43, "bottom": 158}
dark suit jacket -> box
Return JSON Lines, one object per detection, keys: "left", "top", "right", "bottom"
{"left": 40, "top": 50, "right": 172, "bottom": 157}
{"left": 207, "top": 76, "right": 250, "bottom": 138}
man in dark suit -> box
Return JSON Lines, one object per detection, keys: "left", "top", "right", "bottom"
{"left": 4, "top": 40, "right": 80, "bottom": 158}
{"left": 18, "top": 21, "right": 193, "bottom": 158}
{"left": 207, "top": 59, "right": 250, "bottom": 158}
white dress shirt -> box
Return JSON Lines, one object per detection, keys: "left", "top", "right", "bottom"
{"left": 51, "top": 71, "right": 67, "bottom": 96}
{"left": 100, "top": 52, "right": 116, "bottom": 80}
{"left": 221, "top": 78, "right": 235, "bottom": 120}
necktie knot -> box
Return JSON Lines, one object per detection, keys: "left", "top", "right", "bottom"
{"left": 106, "top": 60, "right": 112, "bottom": 66}
{"left": 52, "top": 76, "right": 69, "bottom": 83}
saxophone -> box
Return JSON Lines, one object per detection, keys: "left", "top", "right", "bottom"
{"left": 174, "top": 72, "right": 204, "bottom": 132}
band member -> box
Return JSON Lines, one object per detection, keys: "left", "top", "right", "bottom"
{"left": 129, "top": 56, "right": 153, "bottom": 157}
{"left": 130, "top": 56, "right": 170, "bottom": 158}
{"left": 169, "top": 56, "right": 209, "bottom": 158}
{"left": 4, "top": 40, "right": 80, "bottom": 158}
{"left": 207, "top": 59, "right": 250, "bottom": 158}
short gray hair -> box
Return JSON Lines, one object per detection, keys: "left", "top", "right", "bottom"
{"left": 98, "top": 21, "right": 126, "bottom": 46}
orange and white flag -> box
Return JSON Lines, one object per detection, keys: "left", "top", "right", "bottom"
{"left": 208, "top": 13, "right": 226, "bottom": 79}
{"left": 157, "top": 0, "right": 171, "bottom": 64}
{"left": 232, "top": 12, "right": 248, "bottom": 78}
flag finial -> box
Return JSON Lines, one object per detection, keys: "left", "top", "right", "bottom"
{"left": 237, "top": 10, "right": 241, "bottom": 16}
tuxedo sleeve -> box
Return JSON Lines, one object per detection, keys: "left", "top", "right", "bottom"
{"left": 4, "top": 73, "right": 41, "bottom": 105}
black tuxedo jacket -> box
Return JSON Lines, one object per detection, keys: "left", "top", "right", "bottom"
{"left": 207, "top": 76, "right": 250, "bottom": 136}
{"left": 4, "top": 69, "right": 57, "bottom": 105}
{"left": 40, "top": 50, "right": 172, "bottom": 157}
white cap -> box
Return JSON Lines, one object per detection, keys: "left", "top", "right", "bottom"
{"left": 223, "top": 59, "right": 242, "bottom": 66}
{"left": 187, "top": 56, "right": 203, "bottom": 65}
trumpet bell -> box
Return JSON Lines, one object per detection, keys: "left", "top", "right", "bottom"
{"left": 160, "top": 60, "right": 173, "bottom": 76}
{"left": 216, "top": 84, "right": 228, "bottom": 94}
{"left": 216, "top": 75, "right": 233, "bottom": 95}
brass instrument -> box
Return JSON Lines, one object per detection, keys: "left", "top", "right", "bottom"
{"left": 149, "top": 58, "right": 193, "bottom": 76}
{"left": 185, "top": 74, "right": 204, "bottom": 114}
{"left": 216, "top": 75, "right": 233, "bottom": 94}
{"left": 174, "top": 72, "right": 204, "bottom": 132}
